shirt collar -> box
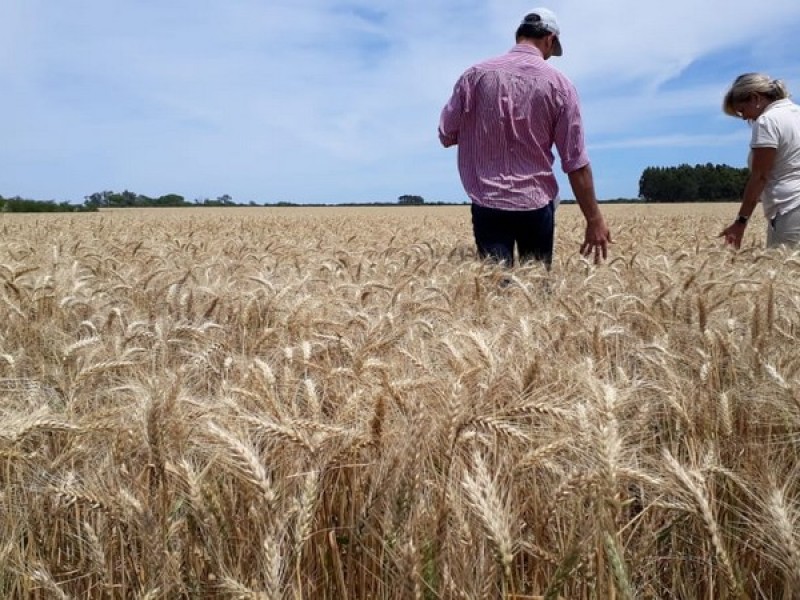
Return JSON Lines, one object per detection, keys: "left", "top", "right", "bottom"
{"left": 510, "top": 43, "right": 544, "bottom": 59}
{"left": 763, "top": 98, "right": 792, "bottom": 114}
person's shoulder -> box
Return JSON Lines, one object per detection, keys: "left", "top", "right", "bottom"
{"left": 769, "top": 99, "right": 796, "bottom": 112}
{"left": 470, "top": 50, "right": 516, "bottom": 71}
{"left": 759, "top": 100, "right": 796, "bottom": 126}
{"left": 775, "top": 99, "right": 800, "bottom": 117}
{"left": 538, "top": 63, "right": 578, "bottom": 95}
{"left": 543, "top": 63, "right": 575, "bottom": 84}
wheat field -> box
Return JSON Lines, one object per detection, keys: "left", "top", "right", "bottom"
{"left": 1, "top": 204, "right": 799, "bottom": 599}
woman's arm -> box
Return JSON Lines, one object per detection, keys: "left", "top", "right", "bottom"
{"left": 720, "top": 146, "right": 776, "bottom": 248}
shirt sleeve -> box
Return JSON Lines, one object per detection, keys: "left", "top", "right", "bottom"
{"left": 438, "top": 73, "right": 469, "bottom": 148}
{"left": 552, "top": 81, "right": 590, "bottom": 173}
{"left": 751, "top": 114, "right": 780, "bottom": 149}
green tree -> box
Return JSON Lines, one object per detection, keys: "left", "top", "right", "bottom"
{"left": 84, "top": 191, "right": 114, "bottom": 208}
{"left": 639, "top": 164, "right": 747, "bottom": 202}
{"left": 153, "top": 194, "right": 186, "bottom": 206}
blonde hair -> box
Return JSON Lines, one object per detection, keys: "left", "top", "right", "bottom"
{"left": 722, "top": 73, "right": 791, "bottom": 116}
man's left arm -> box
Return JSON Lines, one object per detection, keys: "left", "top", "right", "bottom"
{"left": 552, "top": 84, "right": 590, "bottom": 174}
{"left": 555, "top": 83, "right": 612, "bottom": 261}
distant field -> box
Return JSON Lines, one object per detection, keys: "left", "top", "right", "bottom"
{"left": 10, "top": 200, "right": 765, "bottom": 247}
{"left": 0, "top": 203, "right": 796, "bottom": 599}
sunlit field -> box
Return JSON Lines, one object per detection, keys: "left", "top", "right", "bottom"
{"left": 2, "top": 203, "right": 799, "bottom": 599}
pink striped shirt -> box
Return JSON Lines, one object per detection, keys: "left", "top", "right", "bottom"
{"left": 439, "top": 44, "right": 589, "bottom": 210}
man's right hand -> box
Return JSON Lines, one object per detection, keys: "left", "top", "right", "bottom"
{"left": 580, "top": 217, "right": 612, "bottom": 263}
{"left": 568, "top": 164, "right": 612, "bottom": 263}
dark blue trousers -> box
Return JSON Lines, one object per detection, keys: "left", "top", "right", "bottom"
{"left": 471, "top": 202, "right": 554, "bottom": 268}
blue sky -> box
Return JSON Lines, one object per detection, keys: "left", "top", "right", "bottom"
{"left": 2, "top": 0, "right": 800, "bottom": 204}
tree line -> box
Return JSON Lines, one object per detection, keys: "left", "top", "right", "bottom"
{"left": 0, "top": 191, "right": 252, "bottom": 212}
{"left": 638, "top": 163, "right": 748, "bottom": 202}
{"left": 0, "top": 195, "right": 95, "bottom": 213}
{"left": 0, "top": 192, "right": 461, "bottom": 212}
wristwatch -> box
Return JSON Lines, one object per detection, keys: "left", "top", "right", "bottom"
{"left": 735, "top": 214, "right": 749, "bottom": 225}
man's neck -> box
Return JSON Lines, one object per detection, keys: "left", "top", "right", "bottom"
{"left": 515, "top": 38, "right": 547, "bottom": 58}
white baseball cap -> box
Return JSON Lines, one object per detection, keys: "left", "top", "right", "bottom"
{"left": 520, "top": 8, "right": 563, "bottom": 56}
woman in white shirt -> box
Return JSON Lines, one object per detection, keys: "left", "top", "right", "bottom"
{"left": 720, "top": 73, "right": 800, "bottom": 248}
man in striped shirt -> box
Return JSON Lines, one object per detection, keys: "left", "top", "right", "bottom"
{"left": 439, "top": 8, "right": 612, "bottom": 267}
